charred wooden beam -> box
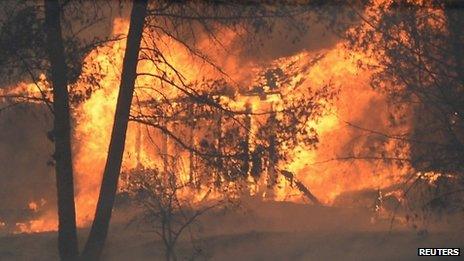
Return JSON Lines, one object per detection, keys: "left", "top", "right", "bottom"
{"left": 280, "top": 170, "right": 322, "bottom": 205}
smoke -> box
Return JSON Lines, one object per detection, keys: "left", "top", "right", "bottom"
{"left": 235, "top": 15, "right": 340, "bottom": 64}
{"left": 0, "top": 103, "right": 55, "bottom": 226}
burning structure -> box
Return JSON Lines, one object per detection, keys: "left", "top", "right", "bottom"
{"left": 0, "top": 1, "right": 463, "bottom": 260}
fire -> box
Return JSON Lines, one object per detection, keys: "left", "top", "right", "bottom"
{"left": 274, "top": 44, "right": 410, "bottom": 203}
{"left": 15, "top": 213, "right": 57, "bottom": 234}
{"left": 72, "top": 19, "right": 129, "bottom": 226}
{"left": 28, "top": 202, "right": 39, "bottom": 212}
{"left": 0, "top": 74, "right": 50, "bottom": 104}
{"left": 5, "top": 12, "right": 412, "bottom": 232}
{"left": 15, "top": 199, "right": 55, "bottom": 233}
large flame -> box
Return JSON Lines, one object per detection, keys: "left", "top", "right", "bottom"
{"left": 8, "top": 14, "right": 412, "bottom": 233}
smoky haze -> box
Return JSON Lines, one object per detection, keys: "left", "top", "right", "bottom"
{"left": 0, "top": 104, "right": 54, "bottom": 224}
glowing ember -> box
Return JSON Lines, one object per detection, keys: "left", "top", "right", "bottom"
{"left": 28, "top": 202, "right": 38, "bottom": 212}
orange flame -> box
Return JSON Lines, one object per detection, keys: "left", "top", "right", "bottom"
{"left": 7, "top": 14, "right": 413, "bottom": 233}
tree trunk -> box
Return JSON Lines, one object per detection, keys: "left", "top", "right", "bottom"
{"left": 81, "top": 1, "right": 148, "bottom": 260}
{"left": 44, "top": 1, "right": 79, "bottom": 260}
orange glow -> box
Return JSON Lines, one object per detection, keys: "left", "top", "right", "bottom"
{"left": 5, "top": 13, "right": 414, "bottom": 233}
{"left": 28, "top": 202, "right": 38, "bottom": 212}
{"left": 15, "top": 213, "right": 57, "bottom": 234}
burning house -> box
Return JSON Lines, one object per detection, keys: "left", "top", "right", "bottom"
{"left": 0, "top": 1, "right": 463, "bottom": 260}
